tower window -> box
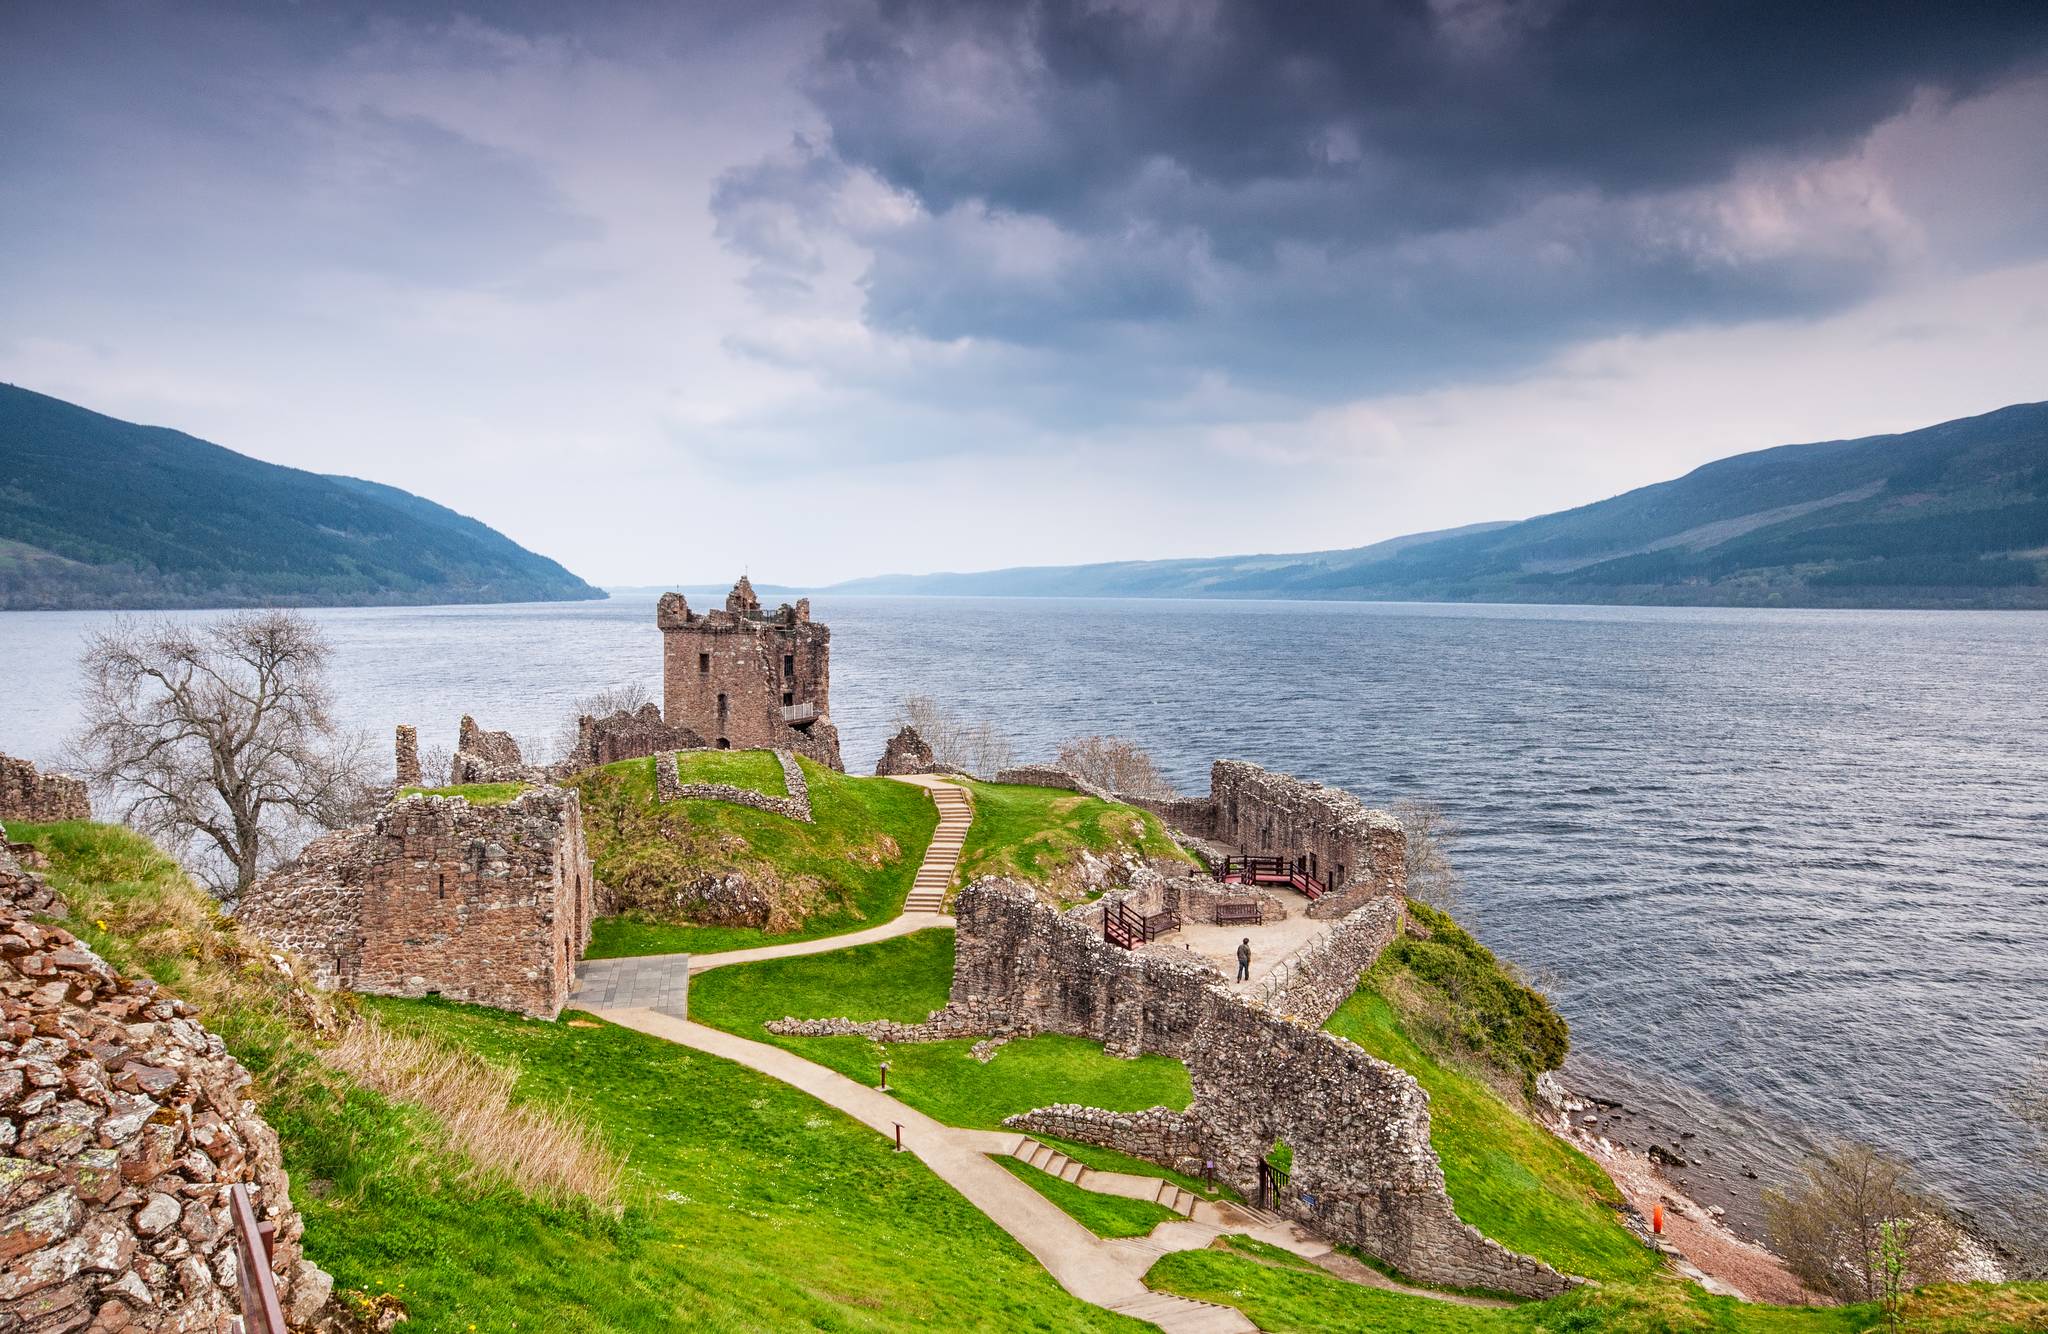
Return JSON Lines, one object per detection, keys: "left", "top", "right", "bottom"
{"left": 699, "top": 652, "right": 710, "bottom": 674}
{"left": 783, "top": 691, "right": 794, "bottom": 706}
{"left": 783, "top": 653, "right": 795, "bottom": 677}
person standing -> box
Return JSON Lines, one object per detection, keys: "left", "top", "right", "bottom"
{"left": 1236, "top": 937, "right": 1252, "bottom": 982}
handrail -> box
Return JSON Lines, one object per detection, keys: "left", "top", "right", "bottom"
{"left": 229, "top": 1182, "right": 287, "bottom": 1334}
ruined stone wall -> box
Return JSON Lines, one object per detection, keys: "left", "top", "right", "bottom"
{"left": 566, "top": 705, "right": 705, "bottom": 775}
{"left": 2, "top": 844, "right": 331, "bottom": 1330}
{"left": 1244, "top": 897, "right": 1403, "bottom": 1023}
{"left": 239, "top": 788, "right": 594, "bottom": 1019}
{"left": 946, "top": 881, "right": 1574, "bottom": 1299}
{"left": 1207, "top": 761, "right": 1406, "bottom": 915}
{"left": 657, "top": 584, "right": 843, "bottom": 770}
{"left": 0, "top": 756, "right": 91, "bottom": 825}
{"left": 394, "top": 726, "right": 421, "bottom": 788}
{"left": 1114, "top": 793, "right": 1217, "bottom": 839}
{"left": 874, "top": 727, "right": 937, "bottom": 777}
{"left": 992, "top": 766, "right": 1110, "bottom": 800}
{"left": 656, "top": 751, "right": 813, "bottom": 823}
{"left": 446, "top": 715, "right": 546, "bottom": 786}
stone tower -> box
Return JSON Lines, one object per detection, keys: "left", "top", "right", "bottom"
{"left": 656, "top": 578, "right": 843, "bottom": 770}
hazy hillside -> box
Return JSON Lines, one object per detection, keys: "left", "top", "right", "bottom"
{"left": 833, "top": 403, "right": 2048, "bottom": 609}
{"left": 0, "top": 385, "right": 604, "bottom": 609}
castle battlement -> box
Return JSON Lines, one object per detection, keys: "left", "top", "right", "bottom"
{"left": 657, "top": 578, "right": 843, "bottom": 769}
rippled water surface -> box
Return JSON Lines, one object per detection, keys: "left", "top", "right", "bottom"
{"left": 4, "top": 595, "right": 2044, "bottom": 1236}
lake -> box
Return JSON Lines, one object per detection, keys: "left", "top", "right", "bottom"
{"left": 3, "top": 593, "right": 2044, "bottom": 1243}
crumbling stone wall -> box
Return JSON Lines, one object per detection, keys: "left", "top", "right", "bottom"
{"left": 565, "top": 705, "right": 705, "bottom": 775}
{"left": 874, "top": 727, "right": 937, "bottom": 777}
{"left": 447, "top": 715, "right": 544, "bottom": 787}
{"left": 657, "top": 580, "right": 843, "bottom": 770}
{"left": 2, "top": 845, "right": 331, "bottom": 1330}
{"left": 239, "top": 788, "right": 594, "bottom": 1020}
{"left": 0, "top": 756, "right": 91, "bottom": 825}
{"left": 946, "top": 881, "right": 1574, "bottom": 1299}
{"left": 394, "top": 726, "right": 421, "bottom": 789}
{"left": 655, "top": 751, "right": 813, "bottom": 822}
{"left": 1245, "top": 897, "right": 1403, "bottom": 1020}
{"left": 1132, "top": 762, "right": 1405, "bottom": 915}
{"left": 993, "top": 766, "right": 1112, "bottom": 799}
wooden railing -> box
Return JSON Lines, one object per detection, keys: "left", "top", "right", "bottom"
{"left": 229, "top": 1183, "right": 287, "bottom": 1334}
{"left": 1214, "top": 855, "right": 1327, "bottom": 900}
{"left": 1103, "top": 899, "right": 1180, "bottom": 949}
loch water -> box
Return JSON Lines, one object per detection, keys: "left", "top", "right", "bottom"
{"left": 4, "top": 594, "right": 2044, "bottom": 1242}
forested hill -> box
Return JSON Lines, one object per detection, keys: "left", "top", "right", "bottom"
{"left": 833, "top": 402, "right": 2048, "bottom": 609}
{"left": 0, "top": 385, "right": 604, "bottom": 609}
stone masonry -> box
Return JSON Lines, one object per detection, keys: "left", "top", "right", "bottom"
{"left": 238, "top": 788, "right": 595, "bottom": 1020}
{"left": 447, "top": 715, "right": 543, "bottom": 787}
{"left": 0, "top": 757, "right": 91, "bottom": 826}
{"left": 393, "top": 726, "right": 421, "bottom": 789}
{"left": 656, "top": 751, "right": 813, "bottom": 823}
{"left": 2, "top": 841, "right": 331, "bottom": 1331}
{"left": 873, "top": 726, "right": 937, "bottom": 777}
{"left": 656, "top": 578, "right": 843, "bottom": 770}
{"left": 1125, "top": 761, "right": 1406, "bottom": 917}
{"left": 941, "top": 880, "right": 1575, "bottom": 1299}
{"left": 992, "top": 766, "right": 1111, "bottom": 800}
{"left": 566, "top": 704, "right": 705, "bottom": 774}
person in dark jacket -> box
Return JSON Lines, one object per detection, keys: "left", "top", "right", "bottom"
{"left": 1236, "top": 937, "right": 1252, "bottom": 982}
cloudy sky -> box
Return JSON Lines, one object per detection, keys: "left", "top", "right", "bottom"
{"left": 5, "top": 1, "right": 2047, "bottom": 586}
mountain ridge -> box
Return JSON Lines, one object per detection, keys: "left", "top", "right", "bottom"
{"left": 0, "top": 384, "right": 605, "bottom": 610}
{"left": 828, "top": 402, "right": 2048, "bottom": 609}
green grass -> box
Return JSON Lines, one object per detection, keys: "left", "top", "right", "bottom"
{"left": 574, "top": 755, "right": 937, "bottom": 957}
{"left": 1386, "top": 901, "right": 1569, "bottom": 1096}
{"left": 1147, "top": 1246, "right": 2048, "bottom": 1334}
{"left": 399, "top": 782, "right": 529, "bottom": 805}
{"left": 687, "top": 930, "right": 1192, "bottom": 1131}
{"left": 12, "top": 821, "right": 1145, "bottom": 1332}
{"left": 297, "top": 998, "right": 1153, "bottom": 1332}
{"left": 953, "top": 780, "right": 1191, "bottom": 893}
{"left": 671, "top": 747, "right": 787, "bottom": 795}
{"left": 1324, "top": 985, "right": 1656, "bottom": 1283}
{"left": 997, "top": 1157, "right": 1183, "bottom": 1238}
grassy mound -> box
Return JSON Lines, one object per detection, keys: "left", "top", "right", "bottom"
{"left": 997, "top": 1157, "right": 1183, "bottom": 1238}
{"left": 953, "top": 780, "right": 1191, "bottom": 895}
{"left": 9, "top": 821, "right": 1149, "bottom": 1331}
{"left": 574, "top": 754, "right": 937, "bottom": 956}
{"left": 672, "top": 748, "right": 788, "bottom": 795}
{"left": 688, "top": 930, "right": 1192, "bottom": 1129}
{"left": 1147, "top": 1244, "right": 2048, "bottom": 1333}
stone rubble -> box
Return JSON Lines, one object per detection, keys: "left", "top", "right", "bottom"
{"left": 0, "top": 758, "right": 91, "bottom": 827}
{"left": 1, "top": 832, "right": 331, "bottom": 1332}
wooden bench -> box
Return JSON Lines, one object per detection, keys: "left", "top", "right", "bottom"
{"left": 1143, "top": 909, "right": 1181, "bottom": 939}
{"left": 1214, "top": 900, "right": 1262, "bottom": 925}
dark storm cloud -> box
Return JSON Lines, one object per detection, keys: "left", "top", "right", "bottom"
{"left": 714, "top": 0, "right": 2048, "bottom": 404}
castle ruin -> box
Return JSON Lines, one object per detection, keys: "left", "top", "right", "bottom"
{"left": 239, "top": 787, "right": 594, "bottom": 1019}
{"left": 657, "top": 576, "right": 843, "bottom": 770}
{"left": 0, "top": 753, "right": 92, "bottom": 825}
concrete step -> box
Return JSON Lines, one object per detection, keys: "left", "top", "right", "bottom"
{"left": 1108, "top": 1292, "right": 1255, "bottom": 1332}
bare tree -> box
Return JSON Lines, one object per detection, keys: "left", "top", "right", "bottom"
{"left": 71, "top": 612, "right": 373, "bottom": 899}
{"left": 552, "top": 681, "right": 654, "bottom": 764}
{"left": 1763, "top": 1142, "right": 1960, "bottom": 1302}
{"left": 1392, "top": 798, "right": 1460, "bottom": 910}
{"left": 1053, "top": 735, "right": 1176, "bottom": 798}
{"left": 892, "top": 695, "right": 1016, "bottom": 778}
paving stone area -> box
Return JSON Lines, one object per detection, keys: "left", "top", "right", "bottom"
{"left": 574, "top": 953, "right": 690, "bottom": 1017}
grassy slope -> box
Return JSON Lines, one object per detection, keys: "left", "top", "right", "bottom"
{"left": 576, "top": 755, "right": 936, "bottom": 957}
{"left": 10, "top": 821, "right": 1145, "bottom": 1332}
{"left": 997, "top": 1157, "right": 1183, "bottom": 1238}
{"left": 687, "top": 930, "right": 1191, "bottom": 1130}
{"left": 953, "top": 780, "right": 1191, "bottom": 894}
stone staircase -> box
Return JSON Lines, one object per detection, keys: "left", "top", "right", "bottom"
{"left": 1105, "top": 1290, "right": 1256, "bottom": 1332}
{"left": 1008, "top": 1138, "right": 1198, "bottom": 1217}
{"left": 903, "top": 782, "right": 971, "bottom": 913}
